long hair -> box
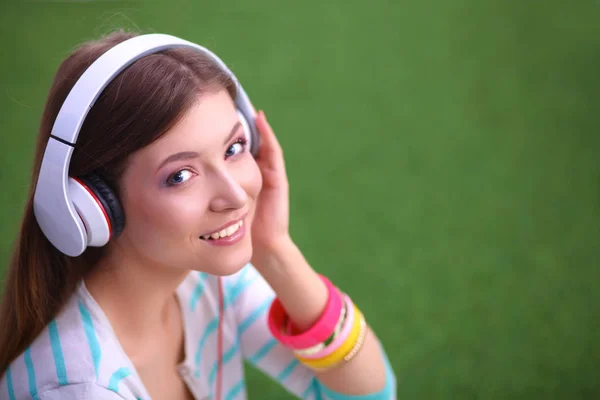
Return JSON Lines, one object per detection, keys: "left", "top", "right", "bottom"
{"left": 0, "top": 29, "right": 237, "bottom": 377}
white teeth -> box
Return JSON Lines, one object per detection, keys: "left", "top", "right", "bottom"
{"left": 203, "top": 220, "right": 243, "bottom": 240}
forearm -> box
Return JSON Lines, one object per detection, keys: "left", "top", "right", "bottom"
{"left": 252, "top": 236, "right": 388, "bottom": 395}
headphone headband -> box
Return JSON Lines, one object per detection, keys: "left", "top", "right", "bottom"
{"left": 51, "top": 33, "right": 256, "bottom": 144}
{"left": 34, "top": 33, "right": 258, "bottom": 257}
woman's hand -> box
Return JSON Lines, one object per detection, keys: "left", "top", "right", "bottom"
{"left": 247, "top": 113, "right": 391, "bottom": 398}
{"left": 248, "top": 110, "right": 328, "bottom": 329}
{"left": 250, "top": 110, "right": 292, "bottom": 264}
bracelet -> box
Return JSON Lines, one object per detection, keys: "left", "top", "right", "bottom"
{"left": 293, "top": 294, "right": 354, "bottom": 359}
{"left": 344, "top": 318, "right": 368, "bottom": 362}
{"left": 310, "top": 315, "right": 368, "bottom": 373}
{"left": 286, "top": 294, "right": 346, "bottom": 337}
{"left": 267, "top": 275, "right": 344, "bottom": 350}
{"left": 295, "top": 303, "right": 364, "bottom": 370}
{"left": 293, "top": 295, "right": 349, "bottom": 357}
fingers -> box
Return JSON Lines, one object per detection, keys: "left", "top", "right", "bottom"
{"left": 255, "top": 110, "right": 283, "bottom": 158}
{"left": 254, "top": 110, "right": 288, "bottom": 183}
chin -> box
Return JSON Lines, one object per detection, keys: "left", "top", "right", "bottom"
{"left": 216, "top": 255, "right": 252, "bottom": 276}
{"left": 193, "top": 243, "right": 253, "bottom": 277}
{"left": 189, "top": 223, "right": 255, "bottom": 275}
{"left": 209, "top": 262, "right": 249, "bottom": 277}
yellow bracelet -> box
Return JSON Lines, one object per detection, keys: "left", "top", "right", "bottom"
{"left": 343, "top": 318, "right": 367, "bottom": 363}
{"left": 310, "top": 317, "right": 368, "bottom": 373}
{"left": 295, "top": 303, "right": 363, "bottom": 370}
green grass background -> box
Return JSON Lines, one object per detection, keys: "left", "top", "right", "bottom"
{"left": 1, "top": 0, "right": 600, "bottom": 398}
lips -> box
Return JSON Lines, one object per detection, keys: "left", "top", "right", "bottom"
{"left": 200, "top": 219, "right": 246, "bottom": 247}
{"left": 200, "top": 220, "right": 243, "bottom": 240}
{"left": 199, "top": 213, "right": 247, "bottom": 240}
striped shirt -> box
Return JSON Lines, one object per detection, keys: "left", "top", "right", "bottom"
{"left": 0, "top": 264, "right": 396, "bottom": 399}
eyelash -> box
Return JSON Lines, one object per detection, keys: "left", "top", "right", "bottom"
{"left": 165, "top": 135, "right": 249, "bottom": 187}
{"left": 225, "top": 136, "right": 248, "bottom": 159}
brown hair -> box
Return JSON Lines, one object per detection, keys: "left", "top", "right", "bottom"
{"left": 0, "top": 29, "right": 237, "bottom": 377}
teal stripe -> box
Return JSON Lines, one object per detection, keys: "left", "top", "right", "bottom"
{"left": 301, "top": 382, "right": 313, "bottom": 399}
{"left": 189, "top": 272, "right": 207, "bottom": 311}
{"left": 225, "top": 379, "right": 245, "bottom": 400}
{"left": 78, "top": 300, "right": 101, "bottom": 378}
{"left": 237, "top": 296, "right": 273, "bottom": 335}
{"left": 6, "top": 366, "right": 15, "bottom": 400}
{"left": 225, "top": 275, "right": 257, "bottom": 308}
{"left": 208, "top": 339, "right": 240, "bottom": 385}
{"left": 302, "top": 378, "right": 322, "bottom": 400}
{"left": 247, "top": 337, "right": 277, "bottom": 365}
{"left": 48, "top": 319, "right": 68, "bottom": 385}
{"left": 107, "top": 367, "right": 131, "bottom": 392}
{"left": 194, "top": 317, "right": 219, "bottom": 366}
{"left": 24, "top": 347, "right": 39, "bottom": 400}
{"left": 226, "top": 265, "right": 250, "bottom": 292}
{"left": 224, "top": 266, "right": 255, "bottom": 307}
{"left": 276, "top": 359, "right": 299, "bottom": 382}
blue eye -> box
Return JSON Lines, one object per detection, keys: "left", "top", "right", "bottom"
{"left": 166, "top": 169, "right": 193, "bottom": 186}
{"left": 225, "top": 137, "right": 248, "bottom": 159}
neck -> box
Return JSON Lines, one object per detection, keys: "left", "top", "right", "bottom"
{"left": 84, "top": 244, "right": 189, "bottom": 362}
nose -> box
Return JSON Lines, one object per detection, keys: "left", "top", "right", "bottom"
{"left": 208, "top": 169, "right": 248, "bottom": 212}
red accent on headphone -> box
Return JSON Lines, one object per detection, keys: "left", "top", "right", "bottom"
{"left": 72, "top": 177, "right": 113, "bottom": 236}
{"left": 216, "top": 277, "right": 224, "bottom": 400}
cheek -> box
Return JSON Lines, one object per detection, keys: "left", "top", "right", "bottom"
{"left": 123, "top": 189, "right": 206, "bottom": 239}
{"left": 243, "top": 158, "right": 263, "bottom": 199}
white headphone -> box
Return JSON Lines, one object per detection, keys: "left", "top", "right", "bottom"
{"left": 33, "top": 33, "right": 260, "bottom": 257}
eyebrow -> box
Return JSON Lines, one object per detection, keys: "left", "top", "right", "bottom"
{"left": 157, "top": 122, "right": 243, "bottom": 171}
{"left": 157, "top": 151, "right": 200, "bottom": 170}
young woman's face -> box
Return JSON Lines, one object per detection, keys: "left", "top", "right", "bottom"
{"left": 115, "top": 90, "right": 262, "bottom": 276}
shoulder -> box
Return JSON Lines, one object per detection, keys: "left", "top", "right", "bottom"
{"left": 0, "top": 285, "right": 138, "bottom": 399}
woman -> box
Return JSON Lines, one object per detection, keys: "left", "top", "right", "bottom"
{"left": 0, "top": 30, "right": 396, "bottom": 399}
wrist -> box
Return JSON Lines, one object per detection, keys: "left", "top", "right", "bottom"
{"left": 251, "top": 235, "right": 329, "bottom": 330}
{"left": 251, "top": 234, "right": 296, "bottom": 271}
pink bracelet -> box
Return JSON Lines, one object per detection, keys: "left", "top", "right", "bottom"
{"left": 294, "top": 294, "right": 355, "bottom": 360}
{"left": 267, "top": 275, "right": 344, "bottom": 350}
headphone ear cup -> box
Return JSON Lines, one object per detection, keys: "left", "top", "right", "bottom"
{"left": 70, "top": 174, "right": 125, "bottom": 249}
{"left": 78, "top": 174, "right": 125, "bottom": 237}
{"left": 69, "top": 177, "right": 110, "bottom": 247}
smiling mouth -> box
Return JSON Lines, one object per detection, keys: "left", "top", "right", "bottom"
{"left": 200, "top": 220, "right": 244, "bottom": 240}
